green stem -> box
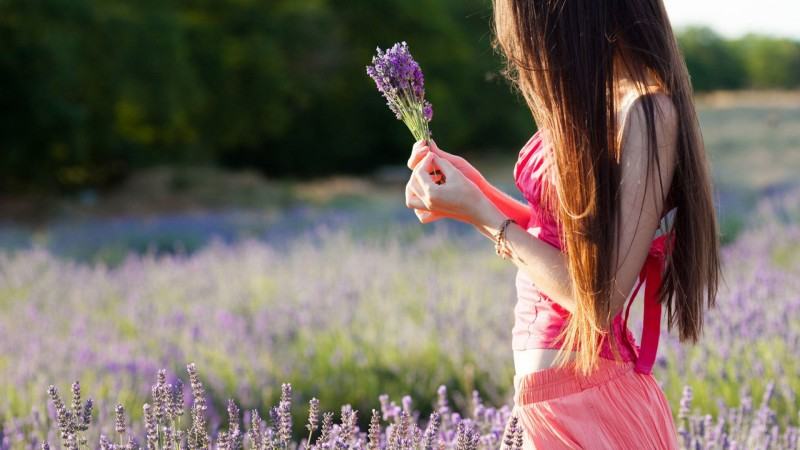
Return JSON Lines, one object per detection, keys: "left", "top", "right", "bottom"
{"left": 306, "top": 427, "right": 314, "bottom": 449}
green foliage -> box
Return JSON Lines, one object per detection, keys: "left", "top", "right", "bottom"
{"left": 734, "top": 33, "right": 800, "bottom": 88}
{"left": 677, "top": 26, "right": 800, "bottom": 91}
{"left": 676, "top": 26, "right": 747, "bottom": 91}
{"left": 0, "top": 0, "right": 533, "bottom": 192}
{"left": 0, "top": 4, "right": 799, "bottom": 193}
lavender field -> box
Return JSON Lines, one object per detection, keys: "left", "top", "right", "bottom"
{"left": 0, "top": 183, "right": 799, "bottom": 448}
{"left": 1, "top": 97, "right": 800, "bottom": 448}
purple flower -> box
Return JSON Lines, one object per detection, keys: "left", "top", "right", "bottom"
{"left": 143, "top": 403, "right": 157, "bottom": 448}
{"left": 81, "top": 398, "right": 93, "bottom": 432}
{"left": 503, "top": 416, "right": 518, "bottom": 449}
{"left": 679, "top": 385, "right": 693, "bottom": 421}
{"left": 114, "top": 404, "right": 126, "bottom": 435}
{"left": 318, "top": 411, "right": 334, "bottom": 444}
{"left": 423, "top": 410, "right": 440, "bottom": 449}
{"left": 278, "top": 383, "right": 293, "bottom": 446}
{"left": 401, "top": 395, "right": 412, "bottom": 414}
{"left": 368, "top": 409, "right": 381, "bottom": 450}
{"left": 366, "top": 41, "right": 434, "bottom": 142}
{"left": 227, "top": 398, "right": 242, "bottom": 450}
{"left": 423, "top": 100, "right": 433, "bottom": 122}
{"left": 306, "top": 397, "right": 320, "bottom": 434}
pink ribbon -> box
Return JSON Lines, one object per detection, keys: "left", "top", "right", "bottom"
{"left": 622, "top": 232, "right": 674, "bottom": 375}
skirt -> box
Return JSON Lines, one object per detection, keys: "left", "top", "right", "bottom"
{"left": 510, "top": 357, "right": 680, "bottom": 449}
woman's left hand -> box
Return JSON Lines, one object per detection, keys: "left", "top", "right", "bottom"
{"left": 405, "top": 151, "right": 489, "bottom": 225}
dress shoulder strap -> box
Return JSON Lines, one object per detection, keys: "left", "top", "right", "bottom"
{"left": 621, "top": 231, "right": 674, "bottom": 375}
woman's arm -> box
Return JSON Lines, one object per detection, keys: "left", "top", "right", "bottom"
{"left": 477, "top": 180, "right": 532, "bottom": 229}
{"left": 473, "top": 207, "right": 578, "bottom": 312}
{"left": 471, "top": 94, "right": 679, "bottom": 317}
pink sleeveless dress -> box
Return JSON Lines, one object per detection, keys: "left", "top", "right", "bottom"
{"left": 508, "top": 128, "right": 680, "bottom": 449}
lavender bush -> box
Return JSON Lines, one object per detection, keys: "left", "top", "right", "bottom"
{"left": 34, "top": 364, "right": 521, "bottom": 450}
{"left": 10, "top": 362, "right": 800, "bottom": 449}
{"left": 366, "top": 41, "right": 433, "bottom": 142}
{"left": 676, "top": 382, "right": 800, "bottom": 449}
{"left": 0, "top": 187, "right": 798, "bottom": 449}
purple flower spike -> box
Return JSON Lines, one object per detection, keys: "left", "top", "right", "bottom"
{"left": 423, "top": 100, "right": 433, "bottom": 122}
{"left": 366, "top": 41, "right": 434, "bottom": 142}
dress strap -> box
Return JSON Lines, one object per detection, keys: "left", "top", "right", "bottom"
{"left": 621, "top": 232, "right": 674, "bottom": 375}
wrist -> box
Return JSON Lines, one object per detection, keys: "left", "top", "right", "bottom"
{"left": 471, "top": 196, "right": 507, "bottom": 230}
{"left": 473, "top": 174, "right": 492, "bottom": 197}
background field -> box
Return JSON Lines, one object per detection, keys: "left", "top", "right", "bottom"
{"left": 1, "top": 91, "right": 799, "bottom": 448}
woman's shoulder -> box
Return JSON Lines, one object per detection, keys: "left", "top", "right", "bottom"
{"left": 617, "top": 89, "right": 679, "bottom": 168}
{"left": 618, "top": 89, "right": 678, "bottom": 144}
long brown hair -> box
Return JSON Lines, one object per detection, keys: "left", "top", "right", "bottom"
{"left": 491, "top": 0, "right": 721, "bottom": 375}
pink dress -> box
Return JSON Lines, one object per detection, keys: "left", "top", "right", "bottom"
{"left": 508, "top": 128, "right": 680, "bottom": 449}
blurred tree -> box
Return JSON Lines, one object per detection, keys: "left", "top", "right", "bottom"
{"left": 733, "top": 33, "right": 800, "bottom": 88}
{"left": 676, "top": 26, "right": 746, "bottom": 91}
{"left": 0, "top": 0, "right": 208, "bottom": 191}
{"left": 0, "top": 3, "right": 798, "bottom": 193}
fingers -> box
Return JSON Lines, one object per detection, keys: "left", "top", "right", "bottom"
{"left": 411, "top": 151, "right": 437, "bottom": 195}
{"left": 406, "top": 178, "right": 428, "bottom": 210}
{"left": 432, "top": 153, "right": 456, "bottom": 176}
{"left": 407, "top": 152, "right": 438, "bottom": 209}
{"left": 409, "top": 139, "right": 447, "bottom": 169}
{"left": 410, "top": 137, "right": 464, "bottom": 171}
{"left": 406, "top": 147, "right": 443, "bottom": 224}
{"left": 405, "top": 183, "right": 429, "bottom": 210}
{"left": 408, "top": 141, "right": 430, "bottom": 170}
{"left": 405, "top": 164, "right": 426, "bottom": 208}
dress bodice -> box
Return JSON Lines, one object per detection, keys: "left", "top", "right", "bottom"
{"left": 510, "top": 123, "right": 673, "bottom": 373}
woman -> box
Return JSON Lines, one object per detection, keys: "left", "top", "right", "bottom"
{"left": 404, "top": 0, "right": 721, "bottom": 448}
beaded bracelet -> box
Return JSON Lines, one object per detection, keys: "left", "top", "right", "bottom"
{"left": 493, "top": 218, "right": 516, "bottom": 259}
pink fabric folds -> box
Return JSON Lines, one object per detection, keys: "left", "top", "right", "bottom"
{"left": 511, "top": 357, "right": 680, "bottom": 449}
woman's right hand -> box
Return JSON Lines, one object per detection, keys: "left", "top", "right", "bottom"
{"left": 408, "top": 139, "right": 486, "bottom": 186}
{"left": 407, "top": 139, "right": 487, "bottom": 223}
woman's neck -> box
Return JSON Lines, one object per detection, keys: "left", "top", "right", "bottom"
{"left": 613, "top": 57, "right": 662, "bottom": 93}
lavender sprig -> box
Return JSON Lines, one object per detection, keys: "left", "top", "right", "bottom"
{"left": 368, "top": 409, "right": 381, "bottom": 450}
{"left": 249, "top": 409, "right": 263, "bottom": 449}
{"left": 143, "top": 403, "right": 157, "bottom": 450}
{"left": 278, "top": 383, "right": 293, "bottom": 447}
{"left": 422, "top": 410, "right": 439, "bottom": 450}
{"left": 366, "top": 41, "right": 434, "bottom": 142}
{"left": 318, "top": 411, "right": 334, "bottom": 445}
{"left": 47, "top": 385, "right": 73, "bottom": 446}
{"left": 227, "top": 399, "right": 242, "bottom": 450}
{"left": 187, "top": 362, "right": 210, "bottom": 449}
{"left": 306, "top": 397, "right": 320, "bottom": 447}
{"left": 502, "top": 415, "right": 518, "bottom": 450}
{"left": 115, "top": 403, "right": 127, "bottom": 446}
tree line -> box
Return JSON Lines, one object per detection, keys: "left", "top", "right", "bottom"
{"left": 1, "top": 0, "right": 798, "bottom": 193}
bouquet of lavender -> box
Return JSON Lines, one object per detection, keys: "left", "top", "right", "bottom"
{"left": 366, "top": 41, "right": 433, "bottom": 143}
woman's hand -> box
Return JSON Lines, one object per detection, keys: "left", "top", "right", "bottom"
{"left": 407, "top": 139, "right": 488, "bottom": 223}
{"left": 408, "top": 139, "right": 486, "bottom": 186}
{"left": 405, "top": 151, "right": 490, "bottom": 225}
